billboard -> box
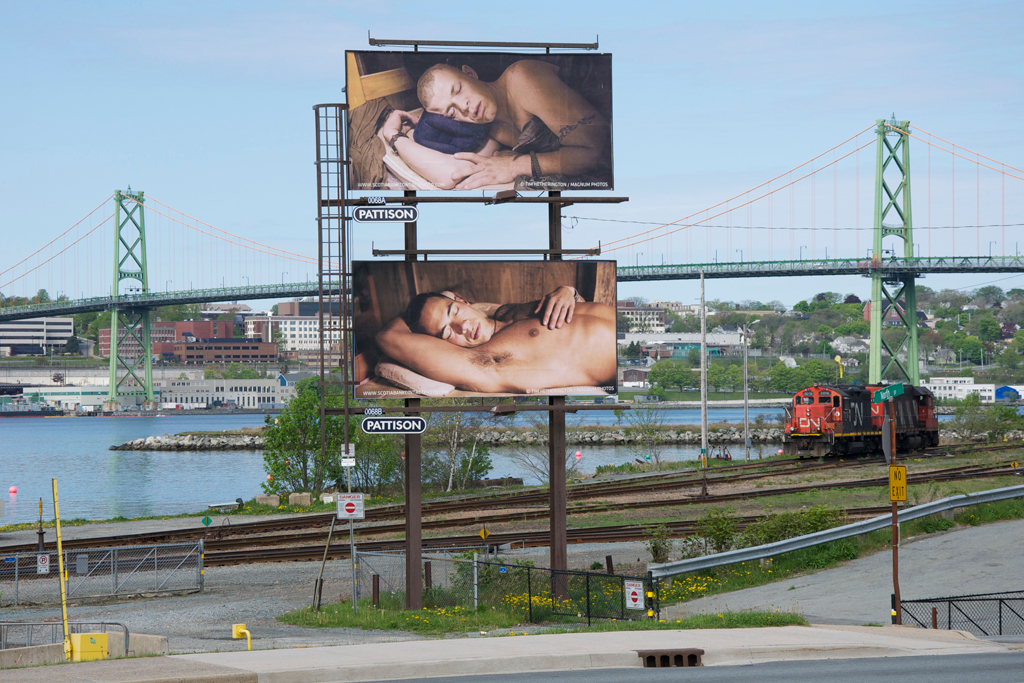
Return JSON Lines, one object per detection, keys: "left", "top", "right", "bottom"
{"left": 351, "top": 261, "right": 617, "bottom": 399}
{"left": 346, "top": 51, "right": 613, "bottom": 192}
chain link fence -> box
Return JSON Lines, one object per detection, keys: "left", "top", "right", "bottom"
{"left": 0, "top": 542, "right": 203, "bottom": 606}
{"left": 354, "top": 549, "right": 659, "bottom": 625}
{"left": 902, "top": 590, "right": 1024, "bottom": 636}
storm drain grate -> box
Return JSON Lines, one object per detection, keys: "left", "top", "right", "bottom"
{"left": 636, "top": 648, "right": 704, "bottom": 668}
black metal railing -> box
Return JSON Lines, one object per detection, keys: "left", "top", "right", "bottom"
{"left": 901, "top": 590, "right": 1024, "bottom": 636}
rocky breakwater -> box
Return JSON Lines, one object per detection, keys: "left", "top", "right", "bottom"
{"left": 110, "top": 433, "right": 265, "bottom": 451}
{"left": 475, "top": 426, "right": 784, "bottom": 446}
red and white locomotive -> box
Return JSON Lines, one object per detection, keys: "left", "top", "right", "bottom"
{"left": 783, "top": 384, "right": 939, "bottom": 458}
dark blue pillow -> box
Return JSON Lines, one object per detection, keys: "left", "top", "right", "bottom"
{"left": 413, "top": 112, "right": 488, "bottom": 154}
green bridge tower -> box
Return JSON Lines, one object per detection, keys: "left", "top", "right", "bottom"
{"left": 868, "top": 118, "right": 919, "bottom": 386}
{"left": 103, "top": 188, "right": 157, "bottom": 412}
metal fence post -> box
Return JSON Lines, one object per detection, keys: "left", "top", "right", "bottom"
{"left": 112, "top": 548, "right": 118, "bottom": 594}
{"left": 472, "top": 553, "right": 478, "bottom": 610}
{"left": 586, "top": 573, "right": 591, "bottom": 627}
{"left": 14, "top": 554, "right": 19, "bottom": 605}
{"left": 198, "top": 540, "right": 204, "bottom": 592}
{"left": 527, "top": 567, "right": 532, "bottom": 623}
{"left": 154, "top": 545, "right": 159, "bottom": 590}
{"left": 999, "top": 599, "right": 1003, "bottom": 635}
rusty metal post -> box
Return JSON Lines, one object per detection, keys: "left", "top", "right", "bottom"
{"left": 605, "top": 555, "right": 614, "bottom": 575}
{"left": 404, "top": 189, "right": 423, "bottom": 611}
{"left": 892, "top": 499, "right": 901, "bottom": 624}
{"left": 372, "top": 574, "right": 380, "bottom": 608}
{"left": 932, "top": 606, "right": 937, "bottom": 629}
{"left": 424, "top": 561, "right": 432, "bottom": 590}
{"left": 547, "top": 191, "right": 568, "bottom": 581}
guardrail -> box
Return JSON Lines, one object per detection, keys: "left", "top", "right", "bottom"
{"left": 0, "top": 621, "right": 129, "bottom": 655}
{"left": 649, "top": 483, "right": 1024, "bottom": 578}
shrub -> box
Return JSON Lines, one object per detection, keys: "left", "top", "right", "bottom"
{"left": 645, "top": 523, "right": 672, "bottom": 563}
{"left": 695, "top": 508, "right": 740, "bottom": 554}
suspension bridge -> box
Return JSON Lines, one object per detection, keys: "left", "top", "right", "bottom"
{"left": 1, "top": 118, "right": 1022, "bottom": 405}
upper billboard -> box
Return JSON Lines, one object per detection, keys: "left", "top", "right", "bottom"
{"left": 351, "top": 260, "right": 617, "bottom": 399}
{"left": 346, "top": 51, "right": 613, "bottom": 192}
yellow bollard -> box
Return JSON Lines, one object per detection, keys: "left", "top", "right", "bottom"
{"left": 232, "top": 624, "right": 251, "bottom": 651}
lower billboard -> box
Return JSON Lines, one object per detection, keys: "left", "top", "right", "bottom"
{"left": 352, "top": 261, "right": 617, "bottom": 399}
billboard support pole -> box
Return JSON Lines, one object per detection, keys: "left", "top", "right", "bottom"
{"left": 403, "top": 189, "right": 424, "bottom": 611}
{"left": 548, "top": 191, "right": 569, "bottom": 587}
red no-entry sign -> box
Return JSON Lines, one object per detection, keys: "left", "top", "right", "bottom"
{"left": 625, "top": 579, "right": 644, "bottom": 610}
{"left": 336, "top": 493, "right": 365, "bottom": 520}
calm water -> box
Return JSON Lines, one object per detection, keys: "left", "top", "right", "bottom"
{"left": 0, "top": 406, "right": 947, "bottom": 525}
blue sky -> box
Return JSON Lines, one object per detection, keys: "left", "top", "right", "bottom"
{"left": 1, "top": 0, "right": 1022, "bottom": 308}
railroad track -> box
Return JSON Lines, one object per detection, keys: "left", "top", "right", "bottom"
{"left": 2, "top": 447, "right": 1017, "bottom": 557}
{"left": 203, "top": 506, "right": 894, "bottom": 566}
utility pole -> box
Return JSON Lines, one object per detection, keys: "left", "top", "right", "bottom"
{"left": 700, "top": 271, "right": 708, "bottom": 494}
{"left": 742, "top": 323, "right": 750, "bottom": 462}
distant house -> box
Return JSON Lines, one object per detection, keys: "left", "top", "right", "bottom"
{"left": 1001, "top": 323, "right": 1019, "bottom": 340}
{"left": 832, "top": 336, "right": 869, "bottom": 354}
{"left": 620, "top": 368, "right": 650, "bottom": 388}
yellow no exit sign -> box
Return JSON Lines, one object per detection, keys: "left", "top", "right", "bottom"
{"left": 889, "top": 465, "right": 907, "bottom": 502}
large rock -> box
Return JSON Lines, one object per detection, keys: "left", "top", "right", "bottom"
{"left": 255, "top": 494, "right": 280, "bottom": 507}
{"left": 288, "top": 492, "right": 312, "bottom": 507}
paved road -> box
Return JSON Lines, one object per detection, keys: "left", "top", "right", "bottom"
{"left": 376, "top": 652, "right": 1024, "bottom": 683}
{"left": 664, "top": 518, "right": 1024, "bottom": 625}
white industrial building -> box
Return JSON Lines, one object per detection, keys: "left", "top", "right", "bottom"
{"left": 0, "top": 317, "right": 73, "bottom": 355}
{"left": 921, "top": 377, "right": 996, "bottom": 403}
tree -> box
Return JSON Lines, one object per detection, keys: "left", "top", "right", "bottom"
{"left": 616, "top": 312, "right": 631, "bottom": 333}
{"left": 63, "top": 336, "right": 79, "bottom": 354}
{"left": 948, "top": 393, "right": 987, "bottom": 441}
{"left": 625, "top": 403, "right": 668, "bottom": 470}
{"left": 262, "top": 378, "right": 344, "bottom": 496}
{"left": 975, "top": 286, "right": 1005, "bottom": 304}
{"left": 843, "top": 294, "right": 862, "bottom": 304}
{"left": 687, "top": 348, "right": 701, "bottom": 367}
{"left": 497, "top": 411, "right": 582, "bottom": 482}
{"left": 271, "top": 304, "right": 279, "bottom": 315}
{"left": 978, "top": 317, "right": 1001, "bottom": 342}
{"left": 999, "top": 346, "right": 1022, "bottom": 371}
{"left": 423, "top": 399, "right": 490, "bottom": 492}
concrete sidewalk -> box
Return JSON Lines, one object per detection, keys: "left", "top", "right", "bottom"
{"left": 0, "top": 625, "right": 1015, "bottom": 683}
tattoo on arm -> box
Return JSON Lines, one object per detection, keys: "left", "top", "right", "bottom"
{"left": 558, "top": 114, "right": 596, "bottom": 142}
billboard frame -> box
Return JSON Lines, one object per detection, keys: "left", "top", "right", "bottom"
{"left": 316, "top": 34, "right": 630, "bottom": 612}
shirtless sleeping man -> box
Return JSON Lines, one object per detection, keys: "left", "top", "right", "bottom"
{"left": 375, "top": 285, "right": 616, "bottom": 394}
{"left": 379, "top": 60, "right": 609, "bottom": 190}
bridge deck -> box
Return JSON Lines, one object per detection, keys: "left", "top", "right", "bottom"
{"left": 1, "top": 256, "right": 1022, "bottom": 321}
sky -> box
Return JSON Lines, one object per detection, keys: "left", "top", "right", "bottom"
{"left": 1, "top": 0, "right": 1022, "bottom": 310}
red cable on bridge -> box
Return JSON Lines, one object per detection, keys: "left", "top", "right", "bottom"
{"left": 596, "top": 124, "right": 877, "bottom": 251}
{"left": 0, "top": 194, "right": 113, "bottom": 281}
{"left": 141, "top": 195, "right": 316, "bottom": 263}
{"left": 597, "top": 137, "right": 877, "bottom": 256}
{"left": 0, "top": 213, "right": 113, "bottom": 291}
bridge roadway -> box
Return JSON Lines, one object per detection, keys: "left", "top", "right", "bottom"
{"left": 1, "top": 256, "right": 1022, "bottom": 321}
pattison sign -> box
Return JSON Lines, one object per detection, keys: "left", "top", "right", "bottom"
{"left": 352, "top": 206, "right": 419, "bottom": 223}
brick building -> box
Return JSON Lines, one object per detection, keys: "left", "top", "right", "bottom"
{"left": 99, "top": 320, "right": 234, "bottom": 358}
{"left": 173, "top": 338, "right": 278, "bottom": 364}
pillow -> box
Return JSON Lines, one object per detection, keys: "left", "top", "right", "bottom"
{"left": 376, "top": 361, "right": 455, "bottom": 397}
{"left": 413, "top": 112, "right": 488, "bottom": 154}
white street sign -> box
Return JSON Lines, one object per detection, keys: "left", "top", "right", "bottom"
{"left": 624, "top": 579, "right": 644, "bottom": 610}
{"left": 341, "top": 458, "right": 356, "bottom": 468}
{"left": 336, "top": 493, "right": 365, "bottom": 520}
{"left": 37, "top": 553, "right": 50, "bottom": 575}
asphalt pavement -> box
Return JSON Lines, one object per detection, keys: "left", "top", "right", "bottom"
{"left": 663, "top": 517, "right": 1024, "bottom": 625}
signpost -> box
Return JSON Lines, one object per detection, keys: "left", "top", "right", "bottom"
{"left": 624, "top": 579, "right": 644, "bottom": 610}
{"left": 888, "top": 456, "right": 905, "bottom": 624}
{"left": 336, "top": 492, "right": 364, "bottom": 615}
{"left": 36, "top": 553, "right": 49, "bottom": 575}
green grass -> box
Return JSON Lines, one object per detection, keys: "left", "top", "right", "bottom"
{"left": 279, "top": 598, "right": 805, "bottom": 636}
{"left": 535, "top": 611, "right": 807, "bottom": 633}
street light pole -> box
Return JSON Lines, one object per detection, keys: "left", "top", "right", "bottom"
{"left": 799, "top": 245, "right": 806, "bottom": 260}
{"left": 736, "top": 248, "right": 743, "bottom": 263}
{"left": 281, "top": 271, "right": 288, "bottom": 285}
{"left": 635, "top": 252, "right": 643, "bottom": 269}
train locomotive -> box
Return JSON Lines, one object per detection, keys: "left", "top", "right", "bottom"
{"left": 783, "top": 384, "right": 939, "bottom": 458}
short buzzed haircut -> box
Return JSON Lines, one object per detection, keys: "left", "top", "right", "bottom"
{"left": 404, "top": 292, "right": 450, "bottom": 335}
{"left": 417, "top": 64, "right": 460, "bottom": 108}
